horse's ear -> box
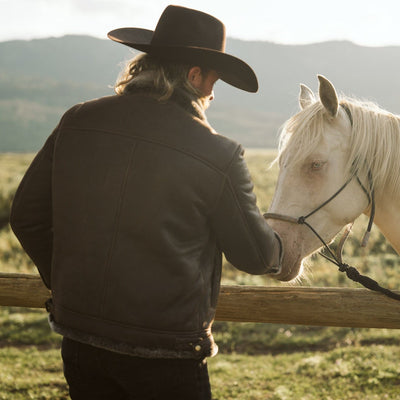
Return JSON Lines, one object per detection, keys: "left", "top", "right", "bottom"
{"left": 299, "top": 84, "right": 315, "bottom": 109}
{"left": 318, "top": 75, "right": 339, "bottom": 117}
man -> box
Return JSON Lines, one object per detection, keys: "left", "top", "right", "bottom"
{"left": 10, "top": 5, "right": 282, "bottom": 400}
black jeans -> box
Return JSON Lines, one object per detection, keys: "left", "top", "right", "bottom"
{"left": 61, "top": 337, "right": 212, "bottom": 400}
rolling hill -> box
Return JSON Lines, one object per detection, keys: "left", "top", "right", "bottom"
{"left": 1, "top": 35, "right": 399, "bottom": 151}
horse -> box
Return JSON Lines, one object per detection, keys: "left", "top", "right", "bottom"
{"left": 266, "top": 75, "right": 400, "bottom": 282}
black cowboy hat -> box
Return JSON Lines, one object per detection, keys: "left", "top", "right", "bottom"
{"left": 107, "top": 5, "right": 258, "bottom": 92}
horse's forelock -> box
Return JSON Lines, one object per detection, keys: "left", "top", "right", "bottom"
{"left": 277, "top": 101, "right": 326, "bottom": 168}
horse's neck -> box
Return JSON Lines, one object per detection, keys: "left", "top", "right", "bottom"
{"left": 369, "top": 197, "right": 400, "bottom": 254}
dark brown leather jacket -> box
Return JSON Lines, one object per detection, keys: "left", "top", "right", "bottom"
{"left": 10, "top": 89, "right": 280, "bottom": 359}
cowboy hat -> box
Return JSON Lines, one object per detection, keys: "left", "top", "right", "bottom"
{"left": 107, "top": 5, "right": 258, "bottom": 92}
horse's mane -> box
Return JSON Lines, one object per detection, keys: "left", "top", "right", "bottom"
{"left": 277, "top": 96, "right": 400, "bottom": 198}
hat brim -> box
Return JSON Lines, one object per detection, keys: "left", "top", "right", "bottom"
{"left": 108, "top": 28, "right": 258, "bottom": 93}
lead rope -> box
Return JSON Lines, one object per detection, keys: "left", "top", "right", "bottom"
{"left": 265, "top": 210, "right": 400, "bottom": 301}
{"left": 316, "top": 222, "right": 400, "bottom": 301}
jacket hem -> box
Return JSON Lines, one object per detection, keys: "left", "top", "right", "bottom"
{"left": 47, "top": 300, "right": 218, "bottom": 360}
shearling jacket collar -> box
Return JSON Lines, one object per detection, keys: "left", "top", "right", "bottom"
{"left": 122, "top": 78, "right": 208, "bottom": 123}
{"left": 169, "top": 88, "right": 208, "bottom": 123}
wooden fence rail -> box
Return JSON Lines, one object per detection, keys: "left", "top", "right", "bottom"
{"left": 1, "top": 273, "right": 400, "bottom": 329}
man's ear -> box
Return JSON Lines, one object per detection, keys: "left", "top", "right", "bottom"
{"left": 188, "top": 66, "right": 202, "bottom": 88}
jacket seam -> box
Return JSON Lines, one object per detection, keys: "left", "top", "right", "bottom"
{"left": 209, "top": 145, "right": 242, "bottom": 215}
{"left": 212, "top": 146, "right": 269, "bottom": 270}
{"left": 99, "top": 143, "right": 137, "bottom": 315}
{"left": 63, "top": 126, "right": 230, "bottom": 176}
{"left": 54, "top": 302, "right": 208, "bottom": 336}
{"left": 225, "top": 178, "right": 269, "bottom": 269}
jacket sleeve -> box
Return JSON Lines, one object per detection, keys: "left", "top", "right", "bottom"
{"left": 9, "top": 132, "right": 56, "bottom": 289}
{"left": 210, "top": 146, "right": 281, "bottom": 275}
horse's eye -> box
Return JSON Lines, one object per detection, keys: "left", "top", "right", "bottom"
{"left": 311, "top": 160, "right": 326, "bottom": 171}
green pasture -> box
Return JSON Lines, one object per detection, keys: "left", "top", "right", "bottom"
{"left": 0, "top": 151, "right": 400, "bottom": 399}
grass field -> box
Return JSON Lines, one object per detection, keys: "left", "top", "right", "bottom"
{"left": 1, "top": 151, "right": 400, "bottom": 399}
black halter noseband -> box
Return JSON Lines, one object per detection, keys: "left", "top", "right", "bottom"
{"left": 265, "top": 104, "right": 400, "bottom": 301}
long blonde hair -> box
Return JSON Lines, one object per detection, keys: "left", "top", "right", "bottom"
{"left": 114, "top": 53, "right": 209, "bottom": 107}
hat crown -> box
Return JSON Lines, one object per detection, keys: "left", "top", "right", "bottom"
{"left": 151, "top": 6, "right": 226, "bottom": 52}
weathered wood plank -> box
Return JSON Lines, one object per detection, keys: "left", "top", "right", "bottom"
{"left": 0, "top": 273, "right": 51, "bottom": 308}
{"left": 216, "top": 285, "right": 400, "bottom": 329}
{"left": 1, "top": 273, "right": 400, "bottom": 329}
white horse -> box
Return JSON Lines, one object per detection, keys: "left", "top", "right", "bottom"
{"left": 266, "top": 75, "right": 400, "bottom": 282}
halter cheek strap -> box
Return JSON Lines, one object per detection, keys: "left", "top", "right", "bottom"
{"left": 357, "top": 172, "right": 375, "bottom": 247}
{"left": 340, "top": 103, "right": 353, "bottom": 126}
{"left": 341, "top": 103, "right": 375, "bottom": 246}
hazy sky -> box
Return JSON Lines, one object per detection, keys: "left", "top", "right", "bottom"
{"left": 2, "top": 0, "right": 400, "bottom": 46}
